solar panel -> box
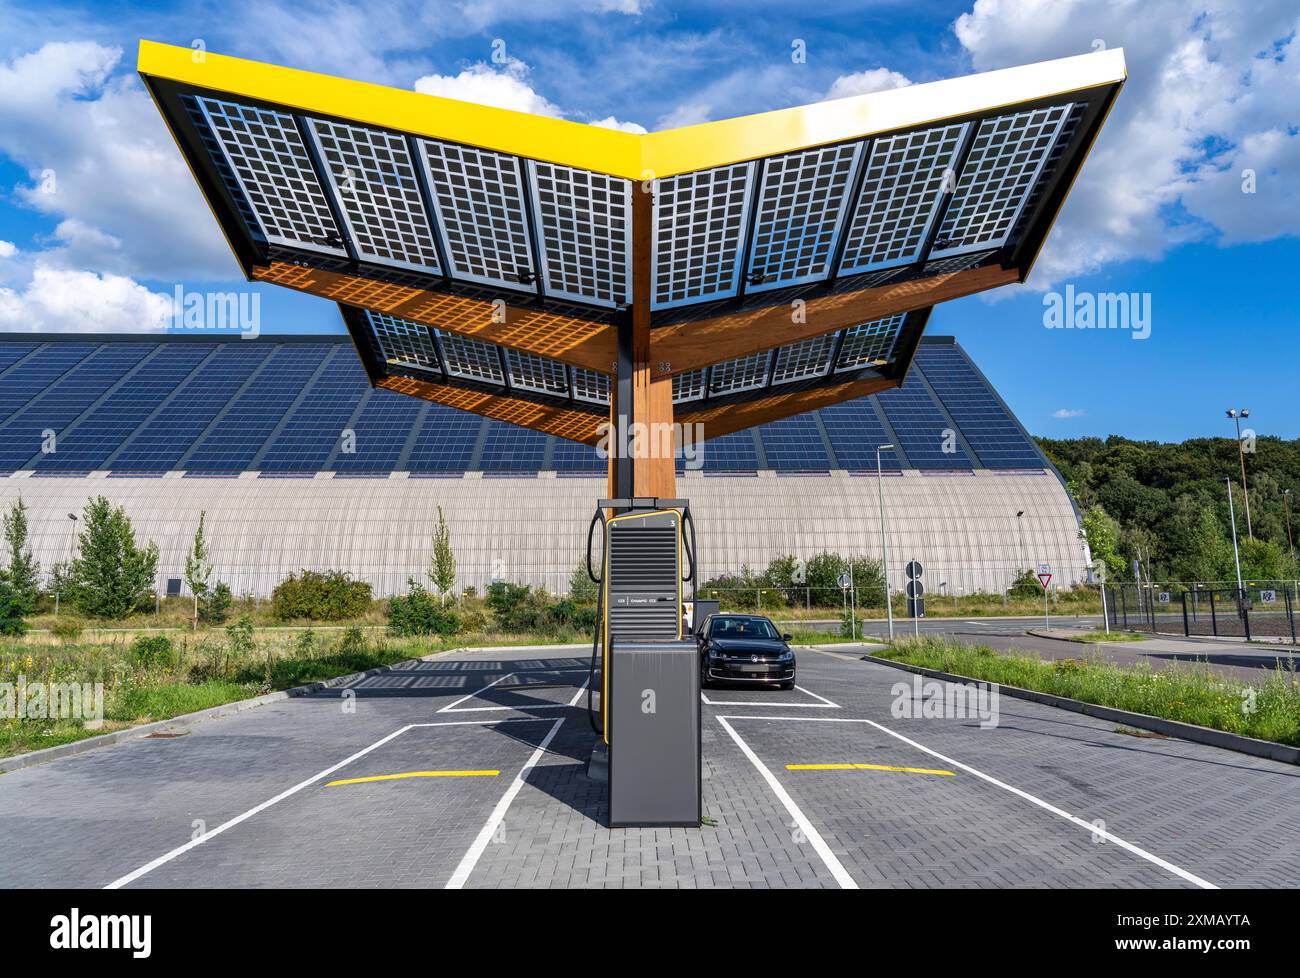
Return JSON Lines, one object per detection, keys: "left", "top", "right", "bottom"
{"left": 527, "top": 162, "right": 630, "bottom": 306}
{"left": 367, "top": 310, "right": 442, "bottom": 373}
{"left": 479, "top": 420, "right": 547, "bottom": 472}
{"left": 931, "top": 104, "right": 1073, "bottom": 258}
{"left": 770, "top": 333, "right": 836, "bottom": 386}
{"left": 758, "top": 413, "right": 830, "bottom": 469}
{"left": 839, "top": 123, "right": 969, "bottom": 273}
{"left": 505, "top": 348, "right": 569, "bottom": 397}
{"left": 672, "top": 369, "right": 707, "bottom": 404}
{"left": 652, "top": 162, "right": 754, "bottom": 309}
{"left": 915, "top": 344, "right": 1042, "bottom": 467}
{"left": 745, "top": 142, "right": 862, "bottom": 291}
{"left": 333, "top": 390, "right": 424, "bottom": 472}
{"left": 0, "top": 344, "right": 98, "bottom": 424}
{"left": 406, "top": 404, "right": 481, "bottom": 471}
{"left": 195, "top": 96, "right": 346, "bottom": 255}
{"left": 417, "top": 140, "right": 535, "bottom": 290}
{"left": 572, "top": 367, "right": 611, "bottom": 405}
{"left": 876, "top": 371, "right": 973, "bottom": 469}
{"left": 259, "top": 352, "right": 368, "bottom": 471}
{"left": 697, "top": 430, "right": 759, "bottom": 471}
{"left": 709, "top": 352, "right": 770, "bottom": 395}
{"left": 305, "top": 118, "right": 442, "bottom": 272}
{"left": 32, "top": 344, "right": 214, "bottom": 472}
{"left": 817, "top": 400, "right": 902, "bottom": 470}
{"left": 434, "top": 330, "right": 504, "bottom": 384}
{"left": 835, "top": 314, "right": 905, "bottom": 372}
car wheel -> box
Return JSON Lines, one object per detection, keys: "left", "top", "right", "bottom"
{"left": 699, "top": 660, "right": 711, "bottom": 690}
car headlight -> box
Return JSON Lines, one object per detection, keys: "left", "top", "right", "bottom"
{"left": 780, "top": 650, "right": 794, "bottom": 661}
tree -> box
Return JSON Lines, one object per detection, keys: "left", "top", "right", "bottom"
{"left": 1080, "top": 506, "right": 1124, "bottom": 580}
{"left": 0, "top": 577, "right": 27, "bottom": 636}
{"left": 67, "top": 496, "right": 160, "bottom": 620}
{"left": 568, "top": 559, "right": 597, "bottom": 605}
{"left": 184, "top": 511, "right": 213, "bottom": 630}
{"left": 1, "top": 497, "right": 39, "bottom": 616}
{"left": 429, "top": 506, "right": 456, "bottom": 604}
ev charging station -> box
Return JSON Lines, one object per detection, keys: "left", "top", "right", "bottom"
{"left": 587, "top": 498, "right": 701, "bottom": 827}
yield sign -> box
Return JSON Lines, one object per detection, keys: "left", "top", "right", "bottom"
{"left": 1037, "top": 572, "right": 1052, "bottom": 589}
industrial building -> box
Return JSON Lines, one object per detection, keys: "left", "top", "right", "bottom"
{"left": 0, "top": 332, "right": 1088, "bottom": 597}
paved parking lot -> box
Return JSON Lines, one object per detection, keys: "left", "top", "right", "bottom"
{"left": 1, "top": 645, "right": 1297, "bottom": 888}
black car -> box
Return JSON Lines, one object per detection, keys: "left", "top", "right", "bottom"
{"left": 697, "top": 614, "right": 796, "bottom": 690}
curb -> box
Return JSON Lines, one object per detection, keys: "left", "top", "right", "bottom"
{"left": 1025, "top": 627, "right": 1300, "bottom": 652}
{"left": 858, "top": 653, "right": 1300, "bottom": 766}
{"left": 0, "top": 646, "right": 473, "bottom": 775}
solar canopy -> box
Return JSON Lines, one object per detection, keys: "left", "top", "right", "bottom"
{"left": 139, "top": 41, "right": 1125, "bottom": 447}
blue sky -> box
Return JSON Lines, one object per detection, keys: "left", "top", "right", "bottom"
{"left": 0, "top": 0, "right": 1296, "bottom": 442}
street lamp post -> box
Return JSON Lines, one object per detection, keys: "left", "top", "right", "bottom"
{"left": 54, "top": 512, "right": 77, "bottom": 616}
{"left": 1016, "top": 510, "right": 1025, "bottom": 570}
{"left": 876, "top": 444, "right": 894, "bottom": 641}
{"left": 1284, "top": 488, "right": 1294, "bottom": 559}
{"left": 1224, "top": 478, "right": 1245, "bottom": 604}
{"left": 1226, "top": 408, "right": 1253, "bottom": 539}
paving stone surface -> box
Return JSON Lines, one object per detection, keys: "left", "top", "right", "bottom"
{"left": 1, "top": 646, "right": 1296, "bottom": 888}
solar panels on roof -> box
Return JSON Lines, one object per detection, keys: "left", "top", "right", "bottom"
{"left": 527, "top": 162, "right": 631, "bottom": 306}
{"left": 839, "top": 123, "right": 969, "bottom": 274}
{"left": 745, "top": 142, "right": 862, "bottom": 291}
{"left": 417, "top": 140, "right": 535, "bottom": 290}
{"left": 305, "top": 118, "right": 442, "bottom": 272}
{"left": 652, "top": 162, "right": 753, "bottom": 309}
{"left": 931, "top": 104, "right": 1074, "bottom": 258}
{"left": 195, "top": 97, "right": 346, "bottom": 255}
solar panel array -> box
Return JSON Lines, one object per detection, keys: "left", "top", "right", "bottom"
{"left": 182, "top": 92, "right": 1082, "bottom": 310}
{"left": 0, "top": 338, "right": 1044, "bottom": 476}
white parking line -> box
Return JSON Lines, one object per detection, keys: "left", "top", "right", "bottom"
{"left": 715, "top": 716, "right": 857, "bottom": 889}
{"left": 104, "top": 717, "right": 551, "bottom": 890}
{"left": 702, "top": 684, "right": 838, "bottom": 709}
{"left": 718, "top": 714, "right": 1217, "bottom": 890}
{"left": 438, "top": 669, "right": 588, "bottom": 713}
{"left": 446, "top": 717, "right": 566, "bottom": 889}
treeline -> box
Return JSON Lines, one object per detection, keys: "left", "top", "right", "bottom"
{"left": 1036, "top": 434, "right": 1300, "bottom": 584}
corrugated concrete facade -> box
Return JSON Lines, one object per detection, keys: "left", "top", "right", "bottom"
{"left": 1, "top": 469, "right": 1087, "bottom": 598}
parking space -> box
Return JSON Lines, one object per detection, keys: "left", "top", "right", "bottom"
{"left": 1, "top": 645, "right": 1297, "bottom": 889}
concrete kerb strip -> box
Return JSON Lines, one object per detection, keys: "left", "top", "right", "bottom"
{"left": 854, "top": 651, "right": 1300, "bottom": 766}
{"left": 0, "top": 642, "right": 589, "bottom": 775}
{"left": 1025, "top": 627, "right": 1300, "bottom": 653}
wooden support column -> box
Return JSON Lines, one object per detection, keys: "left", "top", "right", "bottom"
{"left": 609, "top": 178, "right": 676, "bottom": 500}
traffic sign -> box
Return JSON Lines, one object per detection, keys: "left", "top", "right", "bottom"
{"left": 905, "top": 579, "right": 925, "bottom": 599}
{"left": 1037, "top": 572, "right": 1052, "bottom": 589}
{"left": 1157, "top": 592, "right": 1170, "bottom": 604}
{"left": 837, "top": 572, "right": 851, "bottom": 590}
{"left": 1261, "top": 589, "right": 1277, "bottom": 604}
{"left": 905, "top": 560, "right": 924, "bottom": 579}
{"left": 1036, "top": 562, "right": 1051, "bottom": 576}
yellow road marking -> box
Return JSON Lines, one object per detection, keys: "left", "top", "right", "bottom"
{"left": 786, "top": 763, "right": 955, "bottom": 777}
{"left": 325, "top": 770, "right": 499, "bottom": 787}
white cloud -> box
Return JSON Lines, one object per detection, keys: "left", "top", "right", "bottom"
{"left": 414, "top": 58, "right": 562, "bottom": 115}
{"left": 0, "top": 41, "right": 236, "bottom": 281}
{"left": 0, "top": 264, "right": 171, "bottom": 332}
{"left": 825, "top": 67, "right": 913, "bottom": 99}
{"left": 0, "top": 241, "right": 16, "bottom": 259}
{"left": 1053, "top": 408, "right": 1085, "bottom": 418}
{"left": 589, "top": 116, "right": 648, "bottom": 134}
{"left": 953, "top": 0, "right": 1300, "bottom": 286}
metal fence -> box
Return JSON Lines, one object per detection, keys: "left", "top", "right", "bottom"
{"left": 1105, "top": 583, "right": 1297, "bottom": 643}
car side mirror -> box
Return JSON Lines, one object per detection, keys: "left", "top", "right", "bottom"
{"left": 782, "top": 634, "right": 793, "bottom": 642}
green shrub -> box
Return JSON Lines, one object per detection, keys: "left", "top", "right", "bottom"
{"left": 485, "top": 581, "right": 531, "bottom": 616}
{"left": 1008, "top": 568, "right": 1045, "bottom": 598}
{"left": 225, "top": 615, "right": 255, "bottom": 657}
{"left": 130, "top": 634, "right": 175, "bottom": 669}
{"left": 388, "top": 581, "right": 460, "bottom": 637}
{"left": 51, "top": 618, "right": 83, "bottom": 642}
{"left": 201, "top": 582, "right": 233, "bottom": 624}
{"left": 457, "top": 608, "right": 489, "bottom": 634}
{"left": 271, "top": 570, "right": 372, "bottom": 621}
{"left": 338, "top": 625, "right": 367, "bottom": 655}
{"left": 0, "top": 577, "right": 27, "bottom": 636}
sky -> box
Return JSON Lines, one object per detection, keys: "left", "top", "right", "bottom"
{"left": 0, "top": 0, "right": 1296, "bottom": 443}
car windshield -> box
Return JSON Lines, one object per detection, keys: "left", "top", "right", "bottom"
{"left": 709, "top": 617, "right": 779, "bottom": 640}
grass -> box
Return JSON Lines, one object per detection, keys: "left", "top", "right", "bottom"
{"left": 874, "top": 636, "right": 1300, "bottom": 747}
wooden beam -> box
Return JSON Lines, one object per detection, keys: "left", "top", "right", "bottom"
{"left": 651, "top": 263, "right": 1019, "bottom": 374}
{"left": 628, "top": 180, "right": 676, "bottom": 499}
{"left": 376, "top": 375, "right": 602, "bottom": 443}
{"left": 678, "top": 374, "right": 898, "bottom": 440}
{"left": 253, "top": 262, "right": 616, "bottom": 372}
